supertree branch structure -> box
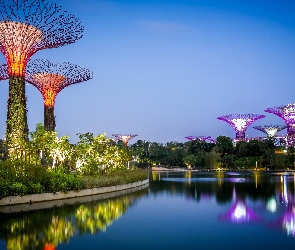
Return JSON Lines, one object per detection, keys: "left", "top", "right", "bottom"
{"left": 112, "top": 134, "right": 138, "bottom": 146}
{"left": 265, "top": 103, "right": 295, "bottom": 146}
{"left": 252, "top": 124, "right": 287, "bottom": 138}
{"left": 217, "top": 114, "right": 265, "bottom": 140}
{"left": 26, "top": 59, "right": 93, "bottom": 131}
{"left": 0, "top": 0, "right": 84, "bottom": 150}
{"left": 0, "top": 63, "right": 8, "bottom": 80}
{"left": 185, "top": 136, "right": 216, "bottom": 143}
{"left": 0, "top": 0, "right": 84, "bottom": 77}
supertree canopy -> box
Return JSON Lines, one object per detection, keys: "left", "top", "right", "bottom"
{"left": 112, "top": 134, "right": 138, "bottom": 145}
{"left": 252, "top": 124, "right": 287, "bottom": 138}
{"left": 185, "top": 136, "right": 216, "bottom": 143}
{"left": 0, "top": 0, "right": 84, "bottom": 150}
{"left": 217, "top": 114, "right": 265, "bottom": 140}
{"left": 0, "top": 63, "right": 8, "bottom": 80}
{"left": 25, "top": 59, "right": 93, "bottom": 131}
{"left": 265, "top": 103, "right": 295, "bottom": 146}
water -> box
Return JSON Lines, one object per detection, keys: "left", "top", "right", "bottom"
{"left": 1, "top": 171, "right": 295, "bottom": 249}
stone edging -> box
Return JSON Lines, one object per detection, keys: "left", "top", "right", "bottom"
{"left": 0, "top": 179, "right": 149, "bottom": 207}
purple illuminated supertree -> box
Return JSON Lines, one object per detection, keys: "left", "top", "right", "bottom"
{"left": 217, "top": 114, "right": 265, "bottom": 141}
{"left": 265, "top": 103, "right": 295, "bottom": 146}
{"left": 252, "top": 124, "right": 286, "bottom": 138}
{"left": 25, "top": 59, "right": 93, "bottom": 131}
{"left": 112, "top": 134, "right": 138, "bottom": 146}
{"left": 0, "top": 0, "right": 83, "bottom": 149}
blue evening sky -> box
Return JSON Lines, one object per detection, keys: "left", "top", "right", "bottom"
{"left": 0, "top": 0, "right": 295, "bottom": 144}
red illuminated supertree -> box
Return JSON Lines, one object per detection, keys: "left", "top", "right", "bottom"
{"left": 252, "top": 124, "right": 286, "bottom": 138}
{"left": 0, "top": 0, "right": 83, "bottom": 149}
{"left": 112, "top": 134, "right": 138, "bottom": 146}
{"left": 25, "top": 59, "right": 93, "bottom": 131}
{"left": 265, "top": 103, "right": 295, "bottom": 146}
{"left": 217, "top": 114, "right": 265, "bottom": 141}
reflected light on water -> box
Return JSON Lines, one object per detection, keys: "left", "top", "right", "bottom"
{"left": 219, "top": 201, "right": 263, "bottom": 223}
{"left": 266, "top": 197, "right": 277, "bottom": 213}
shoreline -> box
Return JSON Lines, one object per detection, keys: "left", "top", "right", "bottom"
{"left": 0, "top": 179, "right": 149, "bottom": 212}
{"left": 152, "top": 167, "right": 295, "bottom": 173}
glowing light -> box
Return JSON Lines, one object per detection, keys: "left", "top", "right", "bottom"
{"left": 112, "top": 134, "right": 138, "bottom": 145}
{"left": 0, "top": 21, "right": 43, "bottom": 76}
{"left": 32, "top": 73, "right": 66, "bottom": 107}
{"left": 219, "top": 201, "right": 263, "bottom": 223}
{"left": 266, "top": 197, "right": 277, "bottom": 213}
{"left": 217, "top": 114, "right": 265, "bottom": 140}
{"left": 265, "top": 103, "right": 295, "bottom": 146}
{"left": 25, "top": 59, "right": 93, "bottom": 130}
{"left": 253, "top": 125, "right": 286, "bottom": 138}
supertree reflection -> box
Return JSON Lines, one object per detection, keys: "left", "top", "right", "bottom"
{"left": 219, "top": 188, "right": 262, "bottom": 223}
{"left": 219, "top": 201, "right": 263, "bottom": 223}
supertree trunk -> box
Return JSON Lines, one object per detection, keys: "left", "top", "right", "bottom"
{"left": 6, "top": 76, "right": 29, "bottom": 149}
{"left": 44, "top": 106, "right": 56, "bottom": 131}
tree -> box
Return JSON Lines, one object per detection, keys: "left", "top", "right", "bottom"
{"left": 215, "top": 136, "right": 233, "bottom": 157}
{"left": 183, "top": 154, "right": 197, "bottom": 169}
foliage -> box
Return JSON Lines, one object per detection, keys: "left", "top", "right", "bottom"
{"left": 44, "top": 169, "right": 84, "bottom": 193}
{"left": 183, "top": 154, "right": 198, "bottom": 168}
{"left": 81, "top": 169, "right": 148, "bottom": 189}
{"left": 0, "top": 161, "right": 83, "bottom": 198}
{"left": 73, "top": 132, "right": 130, "bottom": 175}
{"left": 215, "top": 136, "right": 234, "bottom": 157}
{"left": 6, "top": 76, "right": 29, "bottom": 152}
{"left": 204, "top": 151, "right": 220, "bottom": 169}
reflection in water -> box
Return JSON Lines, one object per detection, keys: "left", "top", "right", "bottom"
{"left": 219, "top": 188, "right": 263, "bottom": 223}
{"left": 219, "top": 201, "right": 263, "bottom": 223}
{"left": 281, "top": 205, "right": 295, "bottom": 236}
{"left": 266, "top": 196, "right": 277, "bottom": 213}
{"left": 153, "top": 171, "right": 295, "bottom": 237}
{"left": 0, "top": 188, "right": 147, "bottom": 249}
{"left": 75, "top": 196, "right": 131, "bottom": 234}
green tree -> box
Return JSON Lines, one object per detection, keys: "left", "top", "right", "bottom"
{"left": 215, "top": 136, "right": 233, "bottom": 157}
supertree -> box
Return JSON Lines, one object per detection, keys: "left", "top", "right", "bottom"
{"left": 217, "top": 114, "right": 265, "bottom": 141}
{"left": 265, "top": 103, "right": 295, "bottom": 146}
{"left": 185, "top": 136, "right": 216, "bottom": 143}
{"left": 112, "top": 134, "right": 138, "bottom": 146}
{"left": 0, "top": 0, "right": 83, "bottom": 150}
{"left": 25, "top": 59, "right": 93, "bottom": 131}
{"left": 252, "top": 124, "right": 287, "bottom": 138}
{"left": 0, "top": 63, "right": 8, "bottom": 80}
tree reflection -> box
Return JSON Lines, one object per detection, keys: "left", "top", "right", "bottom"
{"left": 0, "top": 188, "right": 147, "bottom": 249}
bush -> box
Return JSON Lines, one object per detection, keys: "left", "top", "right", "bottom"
{"left": 44, "top": 170, "right": 84, "bottom": 193}
{"left": 11, "top": 182, "right": 28, "bottom": 196}
{"left": 0, "top": 160, "right": 46, "bottom": 184}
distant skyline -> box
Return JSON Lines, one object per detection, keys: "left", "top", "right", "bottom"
{"left": 0, "top": 0, "right": 294, "bottom": 144}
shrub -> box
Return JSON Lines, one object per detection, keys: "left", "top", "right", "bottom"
{"left": 11, "top": 182, "right": 28, "bottom": 196}
{"left": 44, "top": 170, "right": 84, "bottom": 193}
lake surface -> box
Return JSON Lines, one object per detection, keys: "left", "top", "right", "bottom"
{"left": 1, "top": 171, "right": 295, "bottom": 249}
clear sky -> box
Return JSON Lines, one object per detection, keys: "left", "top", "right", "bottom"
{"left": 0, "top": 0, "right": 295, "bottom": 144}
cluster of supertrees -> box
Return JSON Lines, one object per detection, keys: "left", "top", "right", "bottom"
{"left": 185, "top": 136, "right": 216, "bottom": 143}
{"left": 0, "top": 0, "right": 93, "bottom": 151}
{"left": 187, "top": 102, "right": 295, "bottom": 147}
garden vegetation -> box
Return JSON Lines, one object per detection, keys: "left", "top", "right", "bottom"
{"left": 0, "top": 123, "right": 148, "bottom": 198}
